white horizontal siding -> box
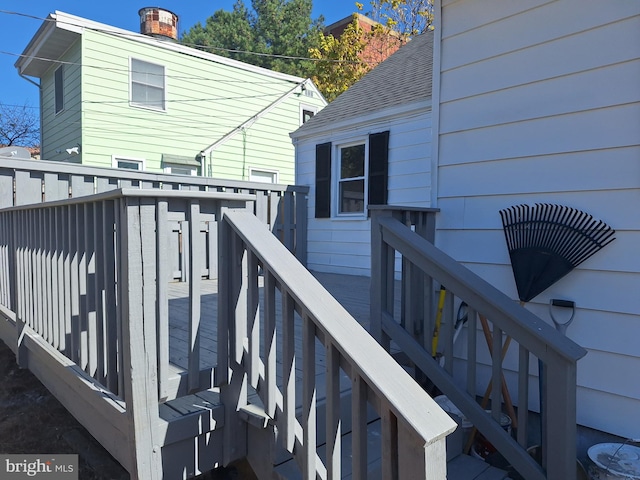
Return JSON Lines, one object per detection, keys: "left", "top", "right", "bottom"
{"left": 297, "top": 106, "right": 431, "bottom": 275}
{"left": 435, "top": 0, "right": 640, "bottom": 437}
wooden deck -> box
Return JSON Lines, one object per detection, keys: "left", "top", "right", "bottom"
{"left": 165, "top": 272, "right": 507, "bottom": 480}
{"left": 0, "top": 164, "right": 583, "bottom": 479}
{"left": 166, "top": 272, "right": 371, "bottom": 371}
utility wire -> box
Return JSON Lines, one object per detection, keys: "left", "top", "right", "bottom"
{"left": 0, "top": 49, "right": 317, "bottom": 85}
{"left": 0, "top": 9, "right": 376, "bottom": 66}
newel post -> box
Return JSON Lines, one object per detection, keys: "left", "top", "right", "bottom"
{"left": 218, "top": 211, "right": 249, "bottom": 466}
{"left": 370, "top": 207, "right": 394, "bottom": 350}
{"left": 119, "top": 196, "right": 163, "bottom": 479}
{"left": 544, "top": 352, "right": 579, "bottom": 480}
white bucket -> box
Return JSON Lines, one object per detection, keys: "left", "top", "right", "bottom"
{"left": 434, "top": 395, "right": 474, "bottom": 449}
{"left": 588, "top": 443, "right": 640, "bottom": 480}
{"left": 433, "top": 395, "right": 472, "bottom": 430}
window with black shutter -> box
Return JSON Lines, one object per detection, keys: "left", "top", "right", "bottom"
{"left": 314, "top": 130, "right": 389, "bottom": 218}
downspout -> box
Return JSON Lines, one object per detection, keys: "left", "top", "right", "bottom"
{"left": 200, "top": 79, "right": 310, "bottom": 176}
{"left": 430, "top": 0, "right": 443, "bottom": 209}
{"left": 19, "top": 74, "right": 42, "bottom": 153}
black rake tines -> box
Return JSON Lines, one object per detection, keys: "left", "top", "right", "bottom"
{"left": 500, "top": 204, "right": 616, "bottom": 267}
{"left": 499, "top": 204, "right": 616, "bottom": 302}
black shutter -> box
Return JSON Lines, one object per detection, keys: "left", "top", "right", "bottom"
{"left": 368, "top": 131, "right": 389, "bottom": 206}
{"left": 315, "top": 142, "right": 332, "bottom": 218}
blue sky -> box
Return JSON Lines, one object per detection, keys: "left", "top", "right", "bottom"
{"left": 0, "top": 1, "right": 358, "bottom": 116}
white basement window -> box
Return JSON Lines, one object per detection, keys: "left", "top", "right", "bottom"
{"left": 112, "top": 155, "right": 145, "bottom": 171}
{"left": 249, "top": 168, "right": 279, "bottom": 184}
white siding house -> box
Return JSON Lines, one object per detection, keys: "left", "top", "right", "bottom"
{"left": 291, "top": 33, "right": 434, "bottom": 276}
{"left": 432, "top": 0, "right": 640, "bottom": 438}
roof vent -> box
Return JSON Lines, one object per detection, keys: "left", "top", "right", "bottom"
{"left": 139, "top": 7, "right": 179, "bottom": 41}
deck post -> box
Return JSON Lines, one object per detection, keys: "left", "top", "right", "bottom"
{"left": 370, "top": 208, "right": 393, "bottom": 346}
{"left": 544, "top": 352, "right": 579, "bottom": 480}
{"left": 218, "top": 212, "right": 249, "bottom": 466}
{"left": 398, "top": 421, "right": 447, "bottom": 480}
{"left": 119, "top": 197, "right": 163, "bottom": 479}
{"left": 294, "top": 188, "right": 308, "bottom": 266}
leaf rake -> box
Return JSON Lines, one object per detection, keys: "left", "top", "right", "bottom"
{"left": 499, "top": 203, "right": 616, "bottom": 302}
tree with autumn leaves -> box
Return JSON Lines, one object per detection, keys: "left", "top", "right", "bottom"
{"left": 311, "top": 0, "right": 434, "bottom": 101}
{"left": 181, "top": 0, "right": 433, "bottom": 102}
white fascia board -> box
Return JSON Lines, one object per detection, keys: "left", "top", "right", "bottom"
{"left": 290, "top": 98, "right": 432, "bottom": 142}
{"left": 15, "top": 13, "right": 57, "bottom": 72}
{"left": 52, "top": 11, "right": 306, "bottom": 84}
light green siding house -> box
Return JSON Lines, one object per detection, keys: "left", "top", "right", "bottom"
{"left": 15, "top": 10, "right": 326, "bottom": 184}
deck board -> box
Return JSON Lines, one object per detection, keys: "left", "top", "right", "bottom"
{"left": 166, "top": 271, "right": 372, "bottom": 382}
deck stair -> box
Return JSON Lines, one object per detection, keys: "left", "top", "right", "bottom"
{"left": 151, "top": 384, "right": 509, "bottom": 479}
{"left": 213, "top": 386, "right": 509, "bottom": 479}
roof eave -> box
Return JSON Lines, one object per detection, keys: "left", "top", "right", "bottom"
{"left": 291, "top": 97, "right": 432, "bottom": 142}
{"left": 15, "top": 12, "right": 85, "bottom": 78}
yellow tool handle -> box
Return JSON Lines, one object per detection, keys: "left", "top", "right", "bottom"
{"left": 431, "top": 287, "right": 446, "bottom": 356}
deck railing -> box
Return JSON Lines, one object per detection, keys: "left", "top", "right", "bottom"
{"left": 370, "top": 207, "right": 588, "bottom": 480}
{"left": 0, "top": 156, "right": 307, "bottom": 265}
{"left": 0, "top": 189, "right": 252, "bottom": 478}
{"left": 218, "top": 209, "right": 457, "bottom": 479}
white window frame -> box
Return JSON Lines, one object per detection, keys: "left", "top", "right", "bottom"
{"left": 300, "top": 104, "right": 318, "bottom": 125}
{"left": 54, "top": 65, "right": 64, "bottom": 115}
{"left": 163, "top": 164, "right": 198, "bottom": 176}
{"left": 112, "top": 155, "right": 145, "bottom": 171}
{"left": 249, "top": 167, "right": 279, "bottom": 184}
{"left": 129, "top": 58, "right": 167, "bottom": 112}
{"left": 334, "top": 139, "right": 369, "bottom": 218}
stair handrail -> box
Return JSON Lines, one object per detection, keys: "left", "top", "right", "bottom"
{"left": 370, "top": 209, "right": 587, "bottom": 480}
{"left": 218, "top": 209, "right": 457, "bottom": 479}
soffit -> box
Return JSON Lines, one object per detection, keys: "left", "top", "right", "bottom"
{"left": 16, "top": 19, "right": 80, "bottom": 78}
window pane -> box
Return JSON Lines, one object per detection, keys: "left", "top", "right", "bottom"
{"left": 249, "top": 170, "right": 277, "bottom": 183}
{"left": 132, "top": 84, "right": 164, "bottom": 109}
{"left": 117, "top": 160, "right": 142, "bottom": 170}
{"left": 340, "top": 144, "right": 365, "bottom": 179}
{"left": 168, "top": 166, "right": 196, "bottom": 176}
{"left": 132, "top": 59, "right": 164, "bottom": 87}
{"left": 55, "top": 66, "right": 64, "bottom": 114}
{"left": 340, "top": 179, "right": 364, "bottom": 213}
{"left": 302, "top": 109, "right": 315, "bottom": 123}
{"left": 131, "top": 58, "right": 165, "bottom": 109}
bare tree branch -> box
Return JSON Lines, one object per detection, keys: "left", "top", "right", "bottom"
{"left": 0, "top": 102, "right": 40, "bottom": 147}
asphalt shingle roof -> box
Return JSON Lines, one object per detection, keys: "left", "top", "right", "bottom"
{"left": 294, "top": 31, "right": 433, "bottom": 136}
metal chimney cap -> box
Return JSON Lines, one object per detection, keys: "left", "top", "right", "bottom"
{"left": 139, "top": 7, "right": 179, "bottom": 41}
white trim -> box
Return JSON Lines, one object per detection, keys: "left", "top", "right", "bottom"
{"left": 112, "top": 155, "right": 145, "bottom": 171}
{"left": 300, "top": 104, "right": 318, "bottom": 125}
{"left": 248, "top": 167, "right": 279, "bottom": 184}
{"left": 129, "top": 57, "right": 167, "bottom": 112}
{"left": 430, "top": 0, "right": 443, "bottom": 208}
{"left": 163, "top": 165, "right": 198, "bottom": 176}
{"left": 291, "top": 99, "right": 431, "bottom": 141}
{"left": 334, "top": 139, "right": 369, "bottom": 219}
